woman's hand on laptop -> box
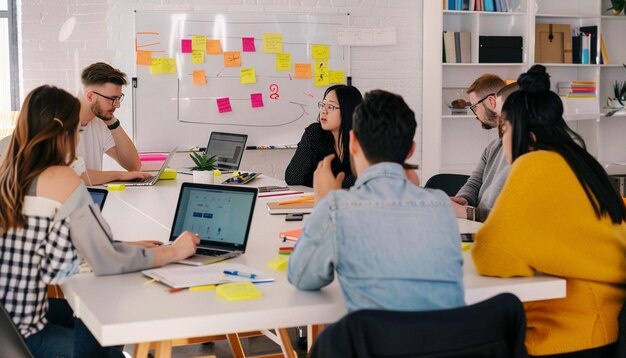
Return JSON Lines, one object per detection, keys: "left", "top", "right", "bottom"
{"left": 127, "top": 240, "right": 164, "bottom": 248}
{"left": 117, "top": 171, "right": 153, "bottom": 181}
{"left": 172, "top": 231, "right": 200, "bottom": 260}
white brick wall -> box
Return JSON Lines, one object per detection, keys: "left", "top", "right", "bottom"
{"left": 18, "top": 0, "right": 422, "bottom": 180}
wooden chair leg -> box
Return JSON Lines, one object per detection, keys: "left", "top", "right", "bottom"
{"left": 276, "top": 328, "right": 297, "bottom": 358}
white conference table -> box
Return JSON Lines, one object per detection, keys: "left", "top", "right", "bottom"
{"left": 60, "top": 173, "right": 565, "bottom": 357}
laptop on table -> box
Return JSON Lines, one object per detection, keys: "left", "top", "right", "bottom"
{"left": 109, "top": 147, "right": 177, "bottom": 187}
{"left": 180, "top": 132, "right": 248, "bottom": 174}
{"left": 169, "top": 182, "right": 258, "bottom": 266}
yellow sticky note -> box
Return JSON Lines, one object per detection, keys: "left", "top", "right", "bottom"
{"left": 224, "top": 51, "right": 242, "bottom": 67}
{"left": 107, "top": 184, "right": 125, "bottom": 191}
{"left": 206, "top": 39, "right": 222, "bottom": 54}
{"left": 263, "top": 33, "right": 283, "bottom": 53}
{"left": 240, "top": 68, "right": 256, "bottom": 84}
{"left": 275, "top": 53, "right": 291, "bottom": 71}
{"left": 159, "top": 168, "right": 177, "bottom": 180}
{"left": 311, "top": 44, "right": 330, "bottom": 59}
{"left": 329, "top": 70, "right": 345, "bottom": 84}
{"left": 216, "top": 282, "right": 262, "bottom": 300}
{"left": 267, "top": 255, "right": 289, "bottom": 271}
{"left": 193, "top": 70, "right": 207, "bottom": 85}
{"left": 189, "top": 285, "right": 215, "bottom": 292}
{"left": 461, "top": 242, "right": 472, "bottom": 251}
{"left": 313, "top": 60, "right": 329, "bottom": 87}
{"left": 136, "top": 50, "right": 152, "bottom": 66}
{"left": 192, "top": 35, "right": 206, "bottom": 52}
{"left": 191, "top": 50, "right": 204, "bottom": 64}
{"left": 151, "top": 58, "right": 177, "bottom": 74}
{"left": 294, "top": 63, "right": 312, "bottom": 79}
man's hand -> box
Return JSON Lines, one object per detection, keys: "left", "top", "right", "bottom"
{"left": 451, "top": 196, "right": 468, "bottom": 206}
{"left": 117, "top": 171, "right": 153, "bottom": 181}
{"left": 313, "top": 154, "right": 344, "bottom": 203}
{"left": 172, "top": 231, "right": 200, "bottom": 260}
{"left": 450, "top": 198, "right": 468, "bottom": 218}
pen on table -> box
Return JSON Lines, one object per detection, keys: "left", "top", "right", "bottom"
{"left": 259, "top": 191, "right": 305, "bottom": 198}
{"left": 278, "top": 195, "right": 315, "bottom": 205}
{"left": 223, "top": 270, "right": 257, "bottom": 279}
{"left": 402, "top": 163, "right": 419, "bottom": 170}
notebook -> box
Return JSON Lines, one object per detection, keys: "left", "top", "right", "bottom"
{"left": 87, "top": 187, "right": 108, "bottom": 209}
{"left": 179, "top": 132, "right": 248, "bottom": 174}
{"left": 108, "top": 147, "right": 177, "bottom": 187}
{"left": 267, "top": 200, "right": 315, "bottom": 215}
{"left": 169, "top": 182, "right": 258, "bottom": 266}
{"left": 142, "top": 263, "right": 273, "bottom": 289}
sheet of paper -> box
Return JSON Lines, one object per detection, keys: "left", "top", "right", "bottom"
{"left": 263, "top": 33, "right": 283, "bottom": 53}
{"left": 337, "top": 26, "right": 397, "bottom": 46}
{"left": 275, "top": 53, "right": 291, "bottom": 71}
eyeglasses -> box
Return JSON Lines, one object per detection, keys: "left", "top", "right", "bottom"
{"left": 469, "top": 93, "right": 495, "bottom": 117}
{"left": 92, "top": 91, "right": 124, "bottom": 106}
{"left": 318, "top": 101, "right": 340, "bottom": 112}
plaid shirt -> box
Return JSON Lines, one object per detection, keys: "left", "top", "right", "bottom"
{"left": 1, "top": 197, "right": 79, "bottom": 338}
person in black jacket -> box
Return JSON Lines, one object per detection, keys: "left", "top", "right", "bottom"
{"left": 285, "top": 84, "right": 362, "bottom": 188}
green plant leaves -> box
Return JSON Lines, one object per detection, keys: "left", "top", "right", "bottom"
{"left": 189, "top": 152, "right": 217, "bottom": 171}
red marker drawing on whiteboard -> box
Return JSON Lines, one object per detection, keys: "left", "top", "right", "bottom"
{"left": 303, "top": 92, "right": 314, "bottom": 98}
{"left": 269, "top": 84, "right": 280, "bottom": 99}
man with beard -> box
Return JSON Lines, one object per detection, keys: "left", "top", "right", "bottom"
{"left": 451, "top": 74, "right": 518, "bottom": 222}
{"left": 78, "top": 62, "right": 151, "bottom": 184}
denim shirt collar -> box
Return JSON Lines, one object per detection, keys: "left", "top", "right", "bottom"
{"left": 354, "top": 162, "right": 407, "bottom": 188}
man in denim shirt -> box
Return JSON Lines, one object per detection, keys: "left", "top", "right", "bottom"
{"left": 288, "top": 90, "right": 465, "bottom": 312}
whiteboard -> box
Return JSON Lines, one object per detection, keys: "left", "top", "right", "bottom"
{"left": 133, "top": 11, "right": 350, "bottom": 151}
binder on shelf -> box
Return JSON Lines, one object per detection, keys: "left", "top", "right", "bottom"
{"left": 479, "top": 36, "right": 523, "bottom": 63}
{"left": 572, "top": 35, "right": 582, "bottom": 64}
{"left": 483, "top": 0, "right": 495, "bottom": 11}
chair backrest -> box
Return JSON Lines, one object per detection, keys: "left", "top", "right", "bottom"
{"left": 617, "top": 298, "right": 626, "bottom": 357}
{"left": 311, "top": 293, "right": 528, "bottom": 358}
{"left": 0, "top": 303, "right": 33, "bottom": 358}
{"left": 424, "top": 173, "right": 470, "bottom": 197}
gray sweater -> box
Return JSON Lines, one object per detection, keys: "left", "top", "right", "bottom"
{"left": 455, "top": 138, "right": 509, "bottom": 222}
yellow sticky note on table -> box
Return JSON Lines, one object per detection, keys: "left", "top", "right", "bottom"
{"left": 240, "top": 68, "right": 256, "bottom": 84}
{"left": 136, "top": 50, "right": 152, "bottom": 66}
{"left": 314, "top": 60, "right": 329, "bottom": 87}
{"left": 107, "top": 184, "right": 125, "bottom": 191}
{"left": 151, "top": 58, "right": 177, "bottom": 74}
{"left": 263, "top": 33, "right": 283, "bottom": 53}
{"left": 329, "top": 70, "right": 345, "bottom": 84}
{"left": 216, "top": 282, "right": 262, "bottom": 301}
{"left": 206, "top": 39, "right": 222, "bottom": 54}
{"left": 311, "top": 44, "right": 330, "bottom": 59}
{"left": 193, "top": 70, "right": 207, "bottom": 85}
{"left": 192, "top": 35, "right": 206, "bottom": 52}
{"left": 267, "top": 255, "right": 289, "bottom": 271}
{"left": 159, "top": 168, "right": 177, "bottom": 180}
{"left": 461, "top": 242, "right": 472, "bottom": 251}
{"left": 294, "top": 63, "right": 312, "bottom": 79}
{"left": 275, "top": 53, "right": 291, "bottom": 71}
{"left": 224, "top": 51, "right": 242, "bottom": 67}
{"left": 191, "top": 50, "right": 204, "bottom": 64}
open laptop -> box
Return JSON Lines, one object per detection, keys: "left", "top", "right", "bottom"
{"left": 87, "top": 187, "right": 108, "bottom": 209}
{"left": 110, "top": 147, "right": 177, "bottom": 187}
{"left": 179, "top": 132, "right": 248, "bottom": 174}
{"left": 169, "top": 182, "right": 258, "bottom": 266}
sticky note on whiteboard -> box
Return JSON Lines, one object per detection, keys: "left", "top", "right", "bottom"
{"left": 216, "top": 97, "right": 232, "bottom": 113}
{"left": 263, "top": 33, "right": 283, "bottom": 53}
{"left": 206, "top": 39, "right": 222, "bottom": 54}
{"left": 311, "top": 44, "right": 330, "bottom": 59}
{"left": 329, "top": 70, "right": 345, "bottom": 84}
{"left": 250, "top": 93, "right": 264, "bottom": 108}
{"left": 191, "top": 50, "right": 204, "bottom": 64}
{"left": 181, "top": 39, "right": 192, "bottom": 53}
{"left": 151, "top": 58, "right": 177, "bottom": 74}
{"left": 224, "top": 51, "right": 242, "bottom": 67}
{"left": 136, "top": 50, "right": 152, "bottom": 66}
{"left": 240, "top": 68, "right": 256, "bottom": 84}
{"left": 192, "top": 35, "right": 206, "bottom": 51}
{"left": 294, "top": 64, "right": 312, "bottom": 79}
{"left": 275, "top": 53, "right": 291, "bottom": 71}
{"left": 242, "top": 37, "right": 256, "bottom": 52}
{"left": 193, "top": 70, "right": 207, "bottom": 85}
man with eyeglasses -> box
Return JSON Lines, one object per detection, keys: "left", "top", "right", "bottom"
{"left": 451, "top": 74, "right": 518, "bottom": 222}
{"left": 77, "top": 62, "right": 151, "bottom": 185}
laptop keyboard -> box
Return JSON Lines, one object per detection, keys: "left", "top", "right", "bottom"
{"left": 135, "top": 175, "right": 154, "bottom": 183}
{"left": 196, "top": 247, "right": 227, "bottom": 256}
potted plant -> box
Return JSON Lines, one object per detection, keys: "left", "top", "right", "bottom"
{"left": 189, "top": 152, "right": 217, "bottom": 183}
{"left": 605, "top": 64, "right": 626, "bottom": 117}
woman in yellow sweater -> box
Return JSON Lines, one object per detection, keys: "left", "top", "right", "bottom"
{"left": 472, "top": 65, "right": 626, "bottom": 357}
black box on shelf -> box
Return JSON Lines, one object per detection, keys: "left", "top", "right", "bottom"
{"left": 479, "top": 36, "right": 523, "bottom": 63}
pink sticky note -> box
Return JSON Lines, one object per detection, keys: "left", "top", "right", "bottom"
{"left": 250, "top": 93, "right": 264, "bottom": 108}
{"left": 242, "top": 37, "right": 256, "bottom": 52}
{"left": 216, "top": 97, "right": 232, "bottom": 113}
{"left": 181, "top": 39, "right": 192, "bottom": 53}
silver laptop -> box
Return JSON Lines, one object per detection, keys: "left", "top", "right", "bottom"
{"left": 179, "top": 132, "right": 248, "bottom": 174}
{"left": 110, "top": 147, "right": 177, "bottom": 187}
{"left": 169, "top": 182, "right": 258, "bottom": 266}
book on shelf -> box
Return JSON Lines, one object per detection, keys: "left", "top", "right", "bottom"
{"left": 443, "top": 0, "right": 511, "bottom": 12}
{"left": 581, "top": 32, "right": 591, "bottom": 64}
{"left": 443, "top": 32, "right": 457, "bottom": 63}
{"left": 600, "top": 34, "right": 610, "bottom": 65}
{"left": 443, "top": 31, "right": 471, "bottom": 63}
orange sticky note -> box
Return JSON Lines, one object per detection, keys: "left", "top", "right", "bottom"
{"left": 136, "top": 50, "right": 152, "bottom": 66}
{"left": 206, "top": 39, "right": 222, "bottom": 54}
{"left": 311, "top": 44, "right": 330, "bottom": 59}
{"left": 224, "top": 51, "right": 241, "bottom": 67}
{"left": 294, "top": 63, "right": 312, "bottom": 79}
{"left": 275, "top": 53, "right": 291, "bottom": 71}
{"left": 193, "top": 70, "right": 207, "bottom": 85}
{"left": 240, "top": 68, "right": 256, "bottom": 84}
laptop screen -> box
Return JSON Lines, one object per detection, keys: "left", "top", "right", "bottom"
{"left": 205, "top": 132, "right": 248, "bottom": 171}
{"left": 170, "top": 183, "right": 257, "bottom": 250}
{"left": 87, "top": 188, "right": 108, "bottom": 210}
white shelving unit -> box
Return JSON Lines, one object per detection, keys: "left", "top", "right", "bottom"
{"left": 421, "top": 0, "right": 626, "bottom": 182}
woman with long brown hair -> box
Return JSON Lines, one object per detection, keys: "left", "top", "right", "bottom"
{"left": 0, "top": 85, "right": 199, "bottom": 357}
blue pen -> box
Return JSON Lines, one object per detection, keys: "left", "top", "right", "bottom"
{"left": 223, "top": 270, "right": 257, "bottom": 279}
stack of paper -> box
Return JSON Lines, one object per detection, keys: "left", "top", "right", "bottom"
{"left": 142, "top": 263, "right": 273, "bottom": 289}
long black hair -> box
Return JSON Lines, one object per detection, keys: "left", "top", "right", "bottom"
{"left": 318, "top": 85, "right": 363, "bottom": 163}
{"left": 502, "top": 65, "right": 625, "bottom": 223}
